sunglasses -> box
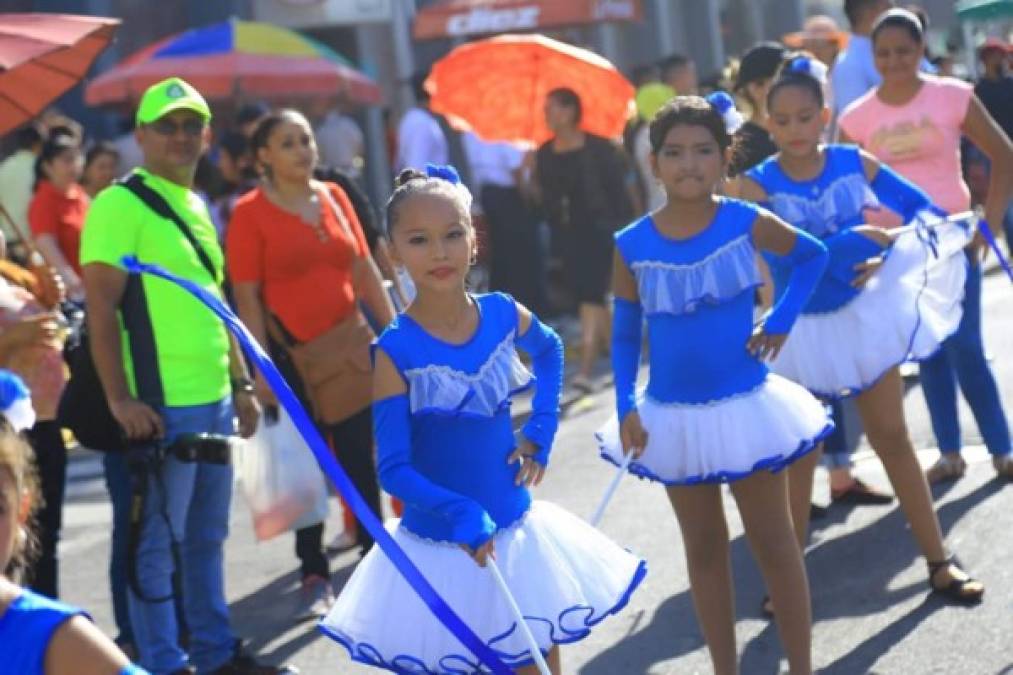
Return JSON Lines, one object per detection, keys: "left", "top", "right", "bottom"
{"left": 147, "top": 118, "right": 206, "bottom": 137}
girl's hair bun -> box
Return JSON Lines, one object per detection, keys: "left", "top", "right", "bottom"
{"left": 394, "top": 168, "right": 427, "bottom": 189}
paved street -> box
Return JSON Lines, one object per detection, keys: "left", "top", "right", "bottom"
{"left": 62, "top": 265, "right": 1013, "bottom": 675}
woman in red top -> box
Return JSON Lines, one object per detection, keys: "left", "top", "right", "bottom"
{"left": 29, "top": 135, "right": 88, "bottom": 301}
{"left": 228, "top": 109, "right": 395, "bottom": 621}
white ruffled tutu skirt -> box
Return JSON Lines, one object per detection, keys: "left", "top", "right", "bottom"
{"left": 770, "top": 225, "right": 969, "bottom": 399}
{"left": 596, "top": 375, "right": 833, "bottom": 485}
{"left": 320, "top": 500, "right": 646, "bottom": 673}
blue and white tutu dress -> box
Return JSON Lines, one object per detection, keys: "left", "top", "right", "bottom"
{"left": 322, "top": 293, "right": 645, "bottom": 673}
{"left": 596, "top": 199, "right": 833, "bottom": 485}
{"left": 746, "top": 145, "right": 970, "bottom": 399}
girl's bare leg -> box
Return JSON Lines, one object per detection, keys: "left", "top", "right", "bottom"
{"left": 787, "top": 444, "right": 823, "bottom": 550}
{"left": 596, "top": 301, "right": 612, "bottom": 354}
{"left": 578, "top": 302, "right": 600, "bottom": 380}
{"left": 730, "top": 470, "right": 813, "bottom": 675}
{"left": 516, "top": 645, "right": 561, "bottom": 675}
{"left": 666, "top": 484, "right": 738, "bottom": 675}
{"left": 854, "top": 368, "right": 946, "bottom": 562}
{"left": 854, "top": 368, "right": 980, "bottom": 591}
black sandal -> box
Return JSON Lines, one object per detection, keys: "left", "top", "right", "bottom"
{"left": 927, "top": 556, "right": 984, "bottom": 605}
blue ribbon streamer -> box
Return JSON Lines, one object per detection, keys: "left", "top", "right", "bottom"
{"left": 915, "top": 216, "right": 940, "bottom": 259}
{"left": 120, "top": 256, "right": 513, "bottom": 675}
{"left": 978, "top": 219, "right": 1013, "bottom": 283}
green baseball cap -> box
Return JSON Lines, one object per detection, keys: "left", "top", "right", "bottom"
{"left": 136, "top": 77, "right": 212, "bottom": 126}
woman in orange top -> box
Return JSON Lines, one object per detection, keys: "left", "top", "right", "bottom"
{"left": 28, "top": 135, "right": 88, "bottom": 301}
{"left": 227, "top": 109, "right": 395, "bottom": 621}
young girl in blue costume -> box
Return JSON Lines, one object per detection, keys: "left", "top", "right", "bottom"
{"left": 598, "top": 95, "right": 831, "bottom": 675}
{"left": 0, "top": 370, "right": 147, "bottom": 675}
{"left": 733, "top": 55, "right": 984, "bottom": 606}
{"left": 321, "top": 166, "right": 646, "bottom": 674}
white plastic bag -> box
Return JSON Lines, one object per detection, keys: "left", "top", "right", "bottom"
{"left": 236, "top": 406, "right": 329, "bottom": 541}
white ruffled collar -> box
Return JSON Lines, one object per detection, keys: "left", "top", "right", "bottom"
{"left": 403, "top": 331, "right": 534, "bottom": 417}
{"left": 631, "top": 233, "right": 762, "bottom": 315}
{"left": 766, "top": 172, "right": 878, "bottom": 239}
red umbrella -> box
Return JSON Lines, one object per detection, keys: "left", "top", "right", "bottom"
{"left": 0, "top": 13, "right": 119, "bottom": 135}
{"left": 0, "top": 13, "right": 118, "bottom": 308}
{"left": 426, "top": 33, "right": 635, "bottom": 144}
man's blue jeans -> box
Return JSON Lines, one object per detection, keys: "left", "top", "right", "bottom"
{"left": 822, "top": 399, "right": 852, "bottom": 469}
{"left": 920, "top": 263, "right": 1011, "bottom": 457}
{"left": 103, "top": 451, "right": 134, "bottom": 646}
{"left": 127, "top": 398, "right": 237, "bottom": 674}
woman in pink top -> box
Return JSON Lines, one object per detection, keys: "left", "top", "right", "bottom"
{"left": 839, "top": 8, "right": 1013, "bottom": 484}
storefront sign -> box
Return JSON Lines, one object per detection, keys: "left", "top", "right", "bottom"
{"left": 252, "top": 0, "right": 392, "bottom": 28}
{"left": 446, "top": 6, "right": 541, "bottom": 35}
{"left": 414, "top": 0, "right": 643, "bottom": 40}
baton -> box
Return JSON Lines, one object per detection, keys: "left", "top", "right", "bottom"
{"left": 589, "top": 450, "right": 634, "bottom": 527}
{"left": 888, "top": 210, "right": 974, "bottom": 235}
{"left": 487, "top": 558, "right": 552, "bottom": 675}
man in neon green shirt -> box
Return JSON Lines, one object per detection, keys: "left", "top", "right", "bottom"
{"left": 81, "top": 78, "right": 290, "bottom": 675}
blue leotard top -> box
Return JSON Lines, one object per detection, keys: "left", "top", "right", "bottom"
{"left": 615, "top": 198, "right": 769, "bottom": 405}
{"left": 746, "top": 145, "right": 886, "bottom": 313}
{"left": 0, "top": 589, "right": 146, "bottom": 675}
{"left": 375, "top": 293, "right": 547, "bottom": 544}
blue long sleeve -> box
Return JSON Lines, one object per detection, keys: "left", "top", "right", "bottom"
{"left": 612, "top": 296, "right": 643, "bottom": 423}
{"left": 515, "top": 314, "right": 563, "bottom": 466}
{"left": 763, "top": 230, "right": 829, "bottom": 334}
{"left": 870, "top": 164, "right": 939, "bottom": 222}
{"left": 374, "top": 394, "right": 496, "bottom": 549}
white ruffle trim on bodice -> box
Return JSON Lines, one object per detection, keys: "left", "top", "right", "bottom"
{"left": 631, "top": 233, "right": 762, "bottom": 315}
{"left": 403, "top": 331, "right": 533, "bottom": 417}
{"left": 769, "top": 172, "right": 878, "bottom": 239}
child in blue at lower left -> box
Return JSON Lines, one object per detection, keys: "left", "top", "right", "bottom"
{"left": 0, "top": 369, "right": 149, "bottom": 675}
{"left": 321, "top": 165, "right": 646, "bottom": 675}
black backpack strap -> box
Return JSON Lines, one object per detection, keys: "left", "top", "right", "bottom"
{"left": 119, "top": 173, "right": 218, "bottom": 282}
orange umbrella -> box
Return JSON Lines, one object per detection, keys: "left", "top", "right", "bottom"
{"left": 0, "top": 13, "right": 119, "bottom": 135}
{"left": 426, "top": 33, "right": 634, "bottom": 144}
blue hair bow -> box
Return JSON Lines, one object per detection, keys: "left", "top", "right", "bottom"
{"left": 706, "top": 91, "right": 734, "bottom": 115}
{"left": 0, "top": 369, "right": 29, "bottom": 410}
{"left": 787, "top": 55, "right": 829, "bottom": 85}
{"left": 0, "top": 369, "right": 34, "bottom": 432}
{"left": 788, "top": 56, "right": 813, "bottom": 75}
{"left": 425, "top": 163, "right": 462, "bottom": 185}
{"left": 705, "top": 91, "right": 744, "bottom": 134}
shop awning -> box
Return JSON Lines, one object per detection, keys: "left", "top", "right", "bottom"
{"left": 413, "top": 0, "right": 642, "bottom": 40}
{"left": 956, "top": 0, "right": 1013, "bottom": 22}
